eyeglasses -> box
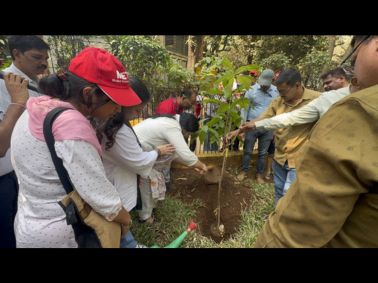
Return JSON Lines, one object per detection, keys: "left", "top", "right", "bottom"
{"left": 339, "top": 35, "right": 370, "bottom": 67}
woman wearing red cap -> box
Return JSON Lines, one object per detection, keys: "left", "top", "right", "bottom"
{"left": 10, "top": 47, "right": 140, "bottom": 248}
{"left": 98, "top": 76, "right": 176, "bottom": 248}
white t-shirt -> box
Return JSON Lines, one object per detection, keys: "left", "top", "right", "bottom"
{"left": 134, "top": 115, "right": 198, "bottom": 167}
{"left": 11, "top": 111, "right": 122, "bottom": 248}
{"left": 102, "top": 124, "right": 158, "bottom": 211}
{"left": 0, "top": 64, "right": 41, "bottom": 176}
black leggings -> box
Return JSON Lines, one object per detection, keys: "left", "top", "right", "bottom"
{"left": 0, "top": 171, "right": 18, "bottom": 248}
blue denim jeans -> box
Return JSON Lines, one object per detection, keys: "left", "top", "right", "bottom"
{"left": 120, "top": 231, "right": 138, "bottom": 248}
{"left": 241, "top": 129, "right": 274, "bottom": 174}
{"left": 272, "top": 160, "right": 297, "bottom": 205}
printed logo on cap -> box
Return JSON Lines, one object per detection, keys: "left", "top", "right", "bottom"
{"left": 114, "top": 70, "right": 129, "bottom": 84}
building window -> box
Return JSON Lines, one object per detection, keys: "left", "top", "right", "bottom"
{"left": 165, "top": 35, "right": 188, "bottom": 57}
{"left": 165, "top": 35, "right": 174, "bottom": 46}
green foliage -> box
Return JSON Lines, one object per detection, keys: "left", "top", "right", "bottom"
{"left": 195, "top": 56, "right": 258, "bottom": 146}
{"left": 47, "top": 36, "right": 91, "bottom": 72}
{"left": 0, "top": 36, "right": 11, "bottom": 69}
{"left": 204, "top": 35, "right": 234, "bottom": 56}
{"left": 105, "top": 35, "right": 171, "bottom": 82}
{"left": 259, "top": 52, "right": 291, "bottom": 71}
{"left": 105, "top": 36, "right": 196, "bottom": 105}
{"left": 298, "top": 48, "right": 336, "bottom": 90}
{"left": 256, "top": 35, "right": 327, "bottom": 66}
{"left": 201, "top": 35, "right": 347, "bottom": 92}
{"left": 168, "top": 61, "right": 196, "bottom": 89}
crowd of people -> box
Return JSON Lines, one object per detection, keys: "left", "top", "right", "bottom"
{"left": 0, "top": 35, "right": 377, "bottom": 248}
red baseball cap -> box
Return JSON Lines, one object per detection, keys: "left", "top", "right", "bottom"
{"left": 68, "top": 47, "right": 142, "bottom": 107}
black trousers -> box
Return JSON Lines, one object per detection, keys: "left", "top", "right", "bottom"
{"left": 0, "top": 171, "right": 18, "bottom": 248}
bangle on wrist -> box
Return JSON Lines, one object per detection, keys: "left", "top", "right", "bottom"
{"left": 10, "top": 102, "right": 26, "bottom": 109}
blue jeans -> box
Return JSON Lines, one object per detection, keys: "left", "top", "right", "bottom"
{"left": 120, "top": 231, "right": 138, "bottom": 248}
{"left": 241, "top": 129, "right": 273, "bottom": 174}
{"left": 272, "top": 160, "right": 297, "bottom": 205}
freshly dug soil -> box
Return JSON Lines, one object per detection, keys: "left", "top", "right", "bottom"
{"left": 169, "top": 158, "right": 254, "bottom": 242}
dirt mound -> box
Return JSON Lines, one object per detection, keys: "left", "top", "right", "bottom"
{"left": 169, "top": 166, "right": 253, "bottom": 243}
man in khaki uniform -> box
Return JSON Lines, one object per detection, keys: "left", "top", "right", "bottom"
{"left": 254, "top": 35, "right": 378, "bottom": 248}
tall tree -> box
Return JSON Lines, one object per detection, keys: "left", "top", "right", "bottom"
{"left": 321, "top": 35, "right": 337, "bottom": 73}
{"left": 46, "top": 36, "right": 91, "bottom": 72}
{"left": 190, "top": 35, "right": 206, "bottom": 64}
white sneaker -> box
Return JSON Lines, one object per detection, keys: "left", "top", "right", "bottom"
{"left": 135, "top": 244, "right": 148, "bottom": 248}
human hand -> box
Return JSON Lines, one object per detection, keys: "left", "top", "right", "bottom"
{"left": 239, "top": 132, "right": 245, "bottom": 141}
{"left": 157, "top": 144, "right": 175, "bottom": 156}
{"left": 194, "top": 162, "right": 208, "bottom": 174}
{"left": 239, "top": 121, "right": 256, "bottom": 132}
{"left": 225, "top": 129, "right": 240, "bottom": 142}
{"left": 4, "top": 73, "right": 29, "bottom": 105}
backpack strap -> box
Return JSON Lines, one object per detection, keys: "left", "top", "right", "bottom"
{"left": 43, "top": 107, "right": 74, "bottom": 194}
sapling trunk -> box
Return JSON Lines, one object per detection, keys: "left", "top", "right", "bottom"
{"left": 216, "top": 104, "right": 233, "bottom": 235}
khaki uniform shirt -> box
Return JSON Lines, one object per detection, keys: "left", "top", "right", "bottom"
{"left": 259, "top": 87, "right": 320, "bottom": 168}
{"left": 254, "top": 85, "right": 378, "bottom": 248}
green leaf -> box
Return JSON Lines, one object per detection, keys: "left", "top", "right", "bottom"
{"left": 221, "top": 58, "right": 233, "bottom": 70}
{"left": 214, "top": 71, "right": 233, "bottom": 87}
{"left": 217, "top": 103, "right": 229, "bottom": 114}
{"left": 236, "top": 75, "right": 253, "bottom": 90}
{"left": 198, "top": 130, "right": 206, "bottom": 144}
{"left": 204, "top": 98, "right": 222, "bottom": 106}
{"left": 201, "top": 125, "right": 209, "bottom": 133}
{"left": 224, "top": 78, "right": 234, "bottom": 98}
{"left": 208, "top": 128, "right": 220, "bottom": 145}
{"left": 207, "top": 88, "right": 222, "bottom": 95}
{"left": 232, "top": 97, "right": 250, "bottom": 109}
{"left": 206, "top": 116, "right": 221, "bottom": 127}
{"left": 235, "top": 64, "right": 260, "bottom": 75}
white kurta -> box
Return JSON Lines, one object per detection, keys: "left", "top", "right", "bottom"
{"left": 133, "top": 116, "right": 199, "bottom": 221}
{"left": 102, "top": 124, "right": 158, "bottom": 211}
{"left": 133, "top": 116, "right": 198, "bottom": 167}
{"left": 11, "top": 112, "right": 122, "bottom": 248}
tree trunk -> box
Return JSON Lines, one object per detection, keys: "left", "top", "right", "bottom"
{"left": 194, "top": 35, "right": 205, "bottom": 64}
{"left": 187, "top": 36, "right": 195, "bottom": 71}
{"left": 322, "top": 35, "right": 337, "bottom": 73}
